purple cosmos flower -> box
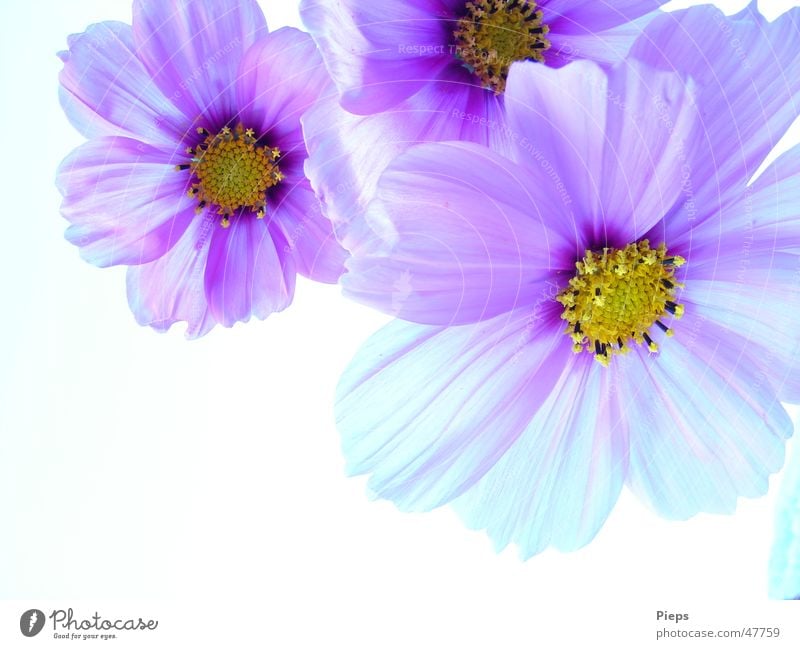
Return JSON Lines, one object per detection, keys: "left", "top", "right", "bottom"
{"left": 57, "top": 0, "right": 347, "bottom": 338}
{"left": 301, "top": 0, "right": 667, "bottom": 114}
{"left": 333, "top": 5, "right": 800, "bottom": 557}
{"left": 300, "top": 0, "right": 665, "bottom": 253}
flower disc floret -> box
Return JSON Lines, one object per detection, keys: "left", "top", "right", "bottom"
{"left": 453, "top": 0, "right": 550, "bottom": 93}
{"left": 557, "top": 241, "right": 685, "bottom": 366}
{"left": 179, "top": 123, "right": 284, "bottom": 228}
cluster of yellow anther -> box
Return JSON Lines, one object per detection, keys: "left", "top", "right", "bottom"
{"left": 453, "top": 0, "right": 550, "bottom": 94}
{"left": 177, "top": 123, "right": 283, "bottom": 228}
{"left": 556, "top": 241, "right": 686, "bottom": 367}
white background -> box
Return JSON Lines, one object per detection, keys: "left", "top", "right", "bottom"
{"left": 1, "top": 0, "right": 799, "bottom": 647}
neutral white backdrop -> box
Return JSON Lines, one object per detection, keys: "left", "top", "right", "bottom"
{"left": 1, "top": 1, "right": 799, "bottom": 647}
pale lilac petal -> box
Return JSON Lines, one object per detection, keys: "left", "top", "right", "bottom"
{"left": 505, "top": 60, "right": 700, "bottom": 247}
{"left": 545, "top": 0, "right": 666, "bottom": 33}
{"left": 236, "top": 27, "right": 333, "bottom": 151}
{"left": 546, "top": 15, "right": 651, "bottom": 68}
{"left": 621, "top": 316, "right": 791, "bottom": 520}
{"left": 126, "top": 213, "right": 218, "bottom": 339}
{"left": 453, "top": 351, "right": 627, "bottom": 558}
{"left": 132, "top": 0, "right": 268, "bottom": 125}
{"left": 57, "top": 137, "right": 194, "bottom": 268}
{"left": 598, "top": 60, "right": 701, "bottom": 243}
{"left": 683, "top": 285, "right": 800, "bottom": 405}
{"left": 302, "top": 74, "right": 509, "bottom": 248}
{"left": 58, "top": 21, "right": 187, "bottom": 145}
{"left": 629, "top": 3, "right": 800, "bottom": 211}
{"left": 662, "top": 146, "right": 800, "bottom": 402}
{"left": 300, "top": 0, "right": 452, "bottom": 114}
{"left": 273, "top": 184, "right": 347, "bottom": 284}
{"left": 504, "top": 60, "right": 606, "bottom": 247}
{"left": 336, "top": 307, "right": 571, "bottom": 511}
{"left": 671, "top": 144, "right": 800, "bottom": 268}
{"left": 342, "top": 141, "right": 574, "bottom": 325}
{"left": 204, "top": 217, "right": 296, "bottom": 327}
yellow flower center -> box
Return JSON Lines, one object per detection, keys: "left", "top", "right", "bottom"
{"left": 176, "top": 123, "right": 284, "bottom": 228}
{"left": 556, "top": 241, "right": 686, "bottom": 366}
{"left": 453, "top": 0, "right": 551, "bottom": 94}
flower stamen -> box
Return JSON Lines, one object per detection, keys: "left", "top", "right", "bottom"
{"left": 175, "top": 123, "right": 283, "bottom": 228}
{"left": 556, "top": 241, "right": 686, "bottom": 366}
{"left": 453, "top": 0, "right": 550, "bottom": 94}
